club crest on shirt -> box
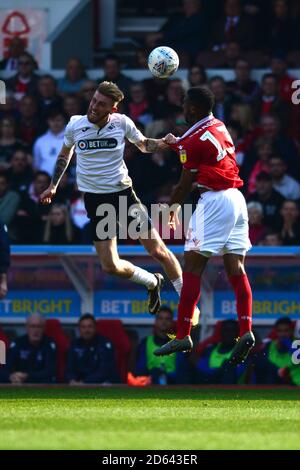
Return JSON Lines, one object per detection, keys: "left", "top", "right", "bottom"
{"left": 77, "top": 138, "right": 118, "bottom": 150}
{"left": 179, "top": 148, "right": 187, "bottom": 163}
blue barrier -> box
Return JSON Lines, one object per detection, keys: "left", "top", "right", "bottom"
{"left": 11, "top": 245, "right": 300, "bottom": 256}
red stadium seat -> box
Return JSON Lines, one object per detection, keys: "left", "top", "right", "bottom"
{"left": 96, "top": 320, "right": 131, "bottom": 383}
{"left": 194, "top": 320, "right": 224, "bottom": 357}
{"left": 45, "top": 319, "right": 70, "bottom": 383}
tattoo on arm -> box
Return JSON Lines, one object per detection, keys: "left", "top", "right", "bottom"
{"left": 52, "top": 155, "right": 70, "bottom": 187}
{"left": 145, "top": 138, "right": 160, "bottom": 152}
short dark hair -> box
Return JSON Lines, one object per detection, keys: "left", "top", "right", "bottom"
{"left": 104, "top": 54, "right": 120, "bottom": 64}
{"left": 186, "top": 86, "right": 215, "bottom": 114}
{"left": 97, "top": 81, "right": 124, "bottom": 104}
{"left": 47, "top": 109, "right": 67, "bottom": 121}
{"left": 275, "top": 317, "right": 293, "bottom": 328}
{"left": 78, "top": 313, "right": 96, "bottom": 325}
{"left": 256, "top": 171, "right": 272, "bottom": 182}
{"left": 34, "top": 171, "right": 51, "bottom": 182}
{"left": 157, "top": 306, "right": 174, "bottom": 318}
{"left": 262, "top": 73, "right": 277, "bottom": 82}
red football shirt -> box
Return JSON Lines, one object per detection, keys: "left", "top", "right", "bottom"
{"left": 170, "top": 114, "right": 243, "bottom": 190}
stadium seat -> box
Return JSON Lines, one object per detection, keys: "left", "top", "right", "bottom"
{"left": 194, "top": 320, "right": 224, "bottom": 357}
{"left": 45, "top": 319, "right": 70, "bottom": 383}
{"left": 96, "top": 320, "right": 131, "bottom": 382}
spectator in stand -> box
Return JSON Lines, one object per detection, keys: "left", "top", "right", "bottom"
{"left": 136, "top": 307, "right": 188, "bottom": 384}
{"left": 7, "top": 52, "right": 39, "bottom": 101}
{"left": 254, "top": 317, "right": 300, "bottom": 385}
{"left": 260, "top": 231, "right": 282, "bottom": 246}
{"left": 99, "top": 55, "right": 133, "bottom": 100}
{"left": 191, "top": 320, "right": 248, "bottom": 384}
{"left": 270, "top": 55, "right": 296, "bottom": 103}
{"left": 0, "top": 117, "right": 28, "bottom": 167}
{"left": 17, "top": 95, "right": 40, "bottom": 148}
{"left": 127, "top": 82, "right": 152, "bottom": 126}
{"left": 0, "top": 173, "right": 20, "bottom": 241}
{"left": 147, "top": 0, "right": 208, "bottom": 64}
{"left": 211, "top": 0, "right": 256, "bottom": 51}
{"left": 259, "top": 114, "right": 300, "bottom": 179}
{"left": 57, "top": 58, "right": 87, "bottom": 95}
{"left": 152, "top": 79, "right": 184, "bottom": 119}
{"left": 33, "top": 110, "right": 66, "bottom": 176}
{"left": 269, "top": 156, "right": 300, "bottom": 200}
{"left": 266, "top": 0, "right": 295, "bottom": 54}
{"left": 253, "top": 74, "right": 289, "bottom": 128}
{"left": 142, "top": 76, "right": 169, "bottom": 110}
{"left": 218, "top": 41, "right": 242, "bottom": 68}
{"left": 16, "top": 171, "right": 51, "bottom": 244}
{"left": 37, "top": 75, "right": 63, "bottom": 129}
{"left": 0, "top": 36, "right": 25, "bottom": 73}
{"left": 245, "top": 138, "right": 274, "bottom": 194}
{"left": 63, "top": 94, "right": 84, "bottom": 119}
{"left": 187, "top": 65, "right": 207, "bottom": 88}
{"left": 0, "top": 313, "right": 56, "bottom": 384}
{"left": 227, "top": 59, "right": 259, "bottom": 103}
{"left": 210, "top": 76, "right": 234, "bottom": 123}
{"left": 53, "top": 172, "right": 77, "bottom": 205}
{"left": 227, "top": 121, "right": 246, "bottom": 167}
{"left": 279, "top": 200, "right": 300, "bottom": 245}
{"left": 248, "top": 172, "right": 285, "bottom": 229}
{"left": 5, "top": 149, "right": 34, "bottom": 194}
{"left": 43, "top": 204, "right": 80, "bottom": 245}
{"left": 79, "top": 80, "right": 98, "bottom": 111}
{"left": 247, "top": 201, "right": 268, "bottom": 245}
{"left": 0, "top": 222, "right": 10, "bottom": 299}
{"left": 66, "top": 314, "right": 119, "bottom": 384}
{"left": 0, "top": 91, "right": 18, "bottom": 121}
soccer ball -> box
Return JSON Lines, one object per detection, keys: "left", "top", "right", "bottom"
{"left": 148, "top": 46, "right": 179, "bottom": 79}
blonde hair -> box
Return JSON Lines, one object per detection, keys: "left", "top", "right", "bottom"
{"left": 97, "top": 81, "right": 124, "bottom": 104}
{"left": 43, "top": 204, "right": 74, "bottom": 243}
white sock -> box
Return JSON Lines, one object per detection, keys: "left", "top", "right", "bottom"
{"left": 171, "top": 276, "right": 183, "bottom": 296}
{"left": 130, "top": 267, "right": 157, "bottom": 290}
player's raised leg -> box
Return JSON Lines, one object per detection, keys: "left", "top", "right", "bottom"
{"left": 223, "top": 253, "right": 255, "bottom": 364}
{"left": 94, "top": 237, "right": 164, "bottom": 314}
{"left": 154, "top": 251, "right": 208, "bottom": 356}
{"left": 139, "top": 227, "right": 200, "bottom": 325}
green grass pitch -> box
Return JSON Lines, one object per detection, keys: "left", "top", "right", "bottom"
{"left": 0, "top": 387, "right": 300, "bottom": 450}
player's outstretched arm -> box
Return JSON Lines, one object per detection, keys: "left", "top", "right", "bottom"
{"left": 40, "top": 144, "right": 73, "bottom": 205}
{"left": 135, "top": 137, "right": 170, "bottom": 153}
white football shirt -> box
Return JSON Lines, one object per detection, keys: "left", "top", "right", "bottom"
{"left": 63, "top": 113, "right": 144, "bottom": 193}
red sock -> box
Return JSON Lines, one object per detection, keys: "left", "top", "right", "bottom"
{"left": 176, "top": 272, "right": 201, "bottom": 340}
{"left": 229, "top": 274, "right": 252, "bottom": 336}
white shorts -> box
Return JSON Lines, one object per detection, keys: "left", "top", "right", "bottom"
{"left": 184, "top": 188, "right": 251, "bottom": 257}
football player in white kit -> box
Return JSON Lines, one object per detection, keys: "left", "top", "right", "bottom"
{"left": 40, "top": 81, "right": 200, "bottom": 320}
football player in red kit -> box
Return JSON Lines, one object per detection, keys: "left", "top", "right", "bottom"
{"left": 155, "top": 86, "right": 255, "bottom": 364}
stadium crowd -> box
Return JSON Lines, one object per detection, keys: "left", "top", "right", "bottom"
{"left": 0, "top": 310, "right": 299, "bottom": 386}
{"left": 0, "top": 0, "right": 300, "bottom": 246}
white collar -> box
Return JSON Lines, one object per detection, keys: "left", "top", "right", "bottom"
{"left": 179, "top": 114, "right": 214, "bottom": 140}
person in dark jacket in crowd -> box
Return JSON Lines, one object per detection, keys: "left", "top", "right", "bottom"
{"left": 0, "top": 313, "right": 56, "bottom": 384}
{"left": 66, "top": 314, "right": 119, "bottom": 384}
{"left": 0, "top": 221, "right": 10, "bottom": 298}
